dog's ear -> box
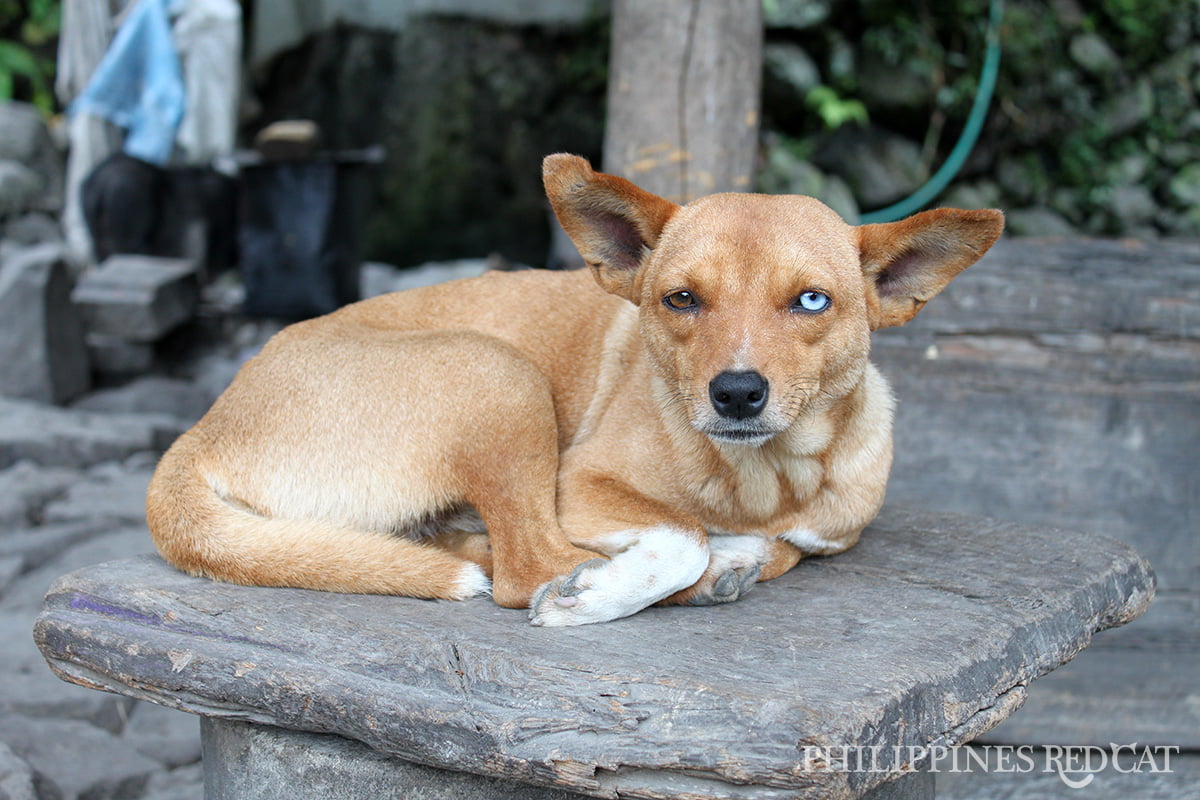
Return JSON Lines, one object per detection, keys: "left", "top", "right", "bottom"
{"left": 543, "top": 154, "right": 679, "bottom": 303}
{"left": 857, "top": 208, "right": 1004, "bottom": 329}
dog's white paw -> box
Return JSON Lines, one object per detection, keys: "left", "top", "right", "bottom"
{"left": 527, "top": 527, "right": 708, "bottom": 626}
{"left": 686, "top": 534, "right": 768, "bottom": 606}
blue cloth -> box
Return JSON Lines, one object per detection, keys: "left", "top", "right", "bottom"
{"left": 71, "top": 0, "right": 185, "bottom": 165}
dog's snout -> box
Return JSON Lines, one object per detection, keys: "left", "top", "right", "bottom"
{"left": 709, "top": 371, "right": 769, "bottom": 420}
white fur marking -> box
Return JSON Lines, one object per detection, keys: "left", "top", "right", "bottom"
{"left": 707, "top": 534, "right": 769, "bottom": 571}
{"left": 532, "top": 526, "right": 708, "bottom": 626}
{"left": 780, "top": 527, "right": 842, "bottom": 555}
{"left": 454, "top": 563, "right": 492, "bottom": 599}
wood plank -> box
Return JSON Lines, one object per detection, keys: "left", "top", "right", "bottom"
{"left": 34, "top": 508, "right": 1153, "bottom": 800}
{"left": 604, "top": 0, "right": 761, "bottom": 202}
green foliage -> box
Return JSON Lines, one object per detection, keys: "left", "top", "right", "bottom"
{"left": 557, "top": 8, "right": 609, "bottom": 94}
{"left": 1094, "top": 0, "right": 1177, "bottom": 63}
{"left": 805, "top": 85, "right": 868, "bottom": 129}
{"left": 0, "top": 0, "right": 61, "bottom": 114}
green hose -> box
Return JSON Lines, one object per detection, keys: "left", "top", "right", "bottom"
{"left": 859, "top": 0, "right": 1005, "bottom": 223}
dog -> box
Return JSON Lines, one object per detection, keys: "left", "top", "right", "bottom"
{"left": 147, "top": 154, "right": 1003, "bottom": 626}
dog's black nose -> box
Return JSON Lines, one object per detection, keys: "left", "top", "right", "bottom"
{"left": 709, "top": 371, "right": 769, "bottom": 419}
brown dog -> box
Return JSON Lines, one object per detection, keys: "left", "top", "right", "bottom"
{"left": 147, "top": 154, "right": 1003, "bottom": 626}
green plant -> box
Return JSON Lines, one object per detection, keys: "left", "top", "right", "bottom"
{"left": 0, "top": 0, "right": 61, "bottom": 114}
{"left": 805, "top": 85, "right": 868, "bottom": 129}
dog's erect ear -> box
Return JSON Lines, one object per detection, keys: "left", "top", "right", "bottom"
{"left": 543, "top": 154, "right": 679, "bottom": 303}
{"left": 857, "top": 208, "right": 1005, "bottom": 329}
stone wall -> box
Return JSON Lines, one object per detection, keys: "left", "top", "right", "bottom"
{"left": 757, "top": 0, "right": 1200, "bottom": 236}
{"left": 246, "top": 15, "right": 610, "bottom": 268}
{"left": 244, "top": 0, "right": 1199, "bottom": 267}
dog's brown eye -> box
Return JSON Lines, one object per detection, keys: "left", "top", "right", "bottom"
{"left": 663, "top": 291, "right": 699, "bottom": 311}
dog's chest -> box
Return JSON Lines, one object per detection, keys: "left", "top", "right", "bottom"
{"left": 695, "top": 444, "right": 825, "bottom": 531}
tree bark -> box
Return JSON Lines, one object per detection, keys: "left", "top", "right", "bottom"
{"left": 603, "top": 0, "right": 763, "bottom": 203}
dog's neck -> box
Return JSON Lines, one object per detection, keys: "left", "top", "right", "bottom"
{"left": 648, "top": 368, "right": 865, "bottom": 532}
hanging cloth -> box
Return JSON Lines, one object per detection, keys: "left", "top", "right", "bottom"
{"left": 70, "top": 0, "right": 185, "bottom": 165}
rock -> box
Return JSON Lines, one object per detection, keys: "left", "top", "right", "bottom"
{"left": 83, "top": 334, "right": 157, "bottom": 376}
{"left": 857, "top": 50, "right": 934, "bottom": 112}
{"left": 0, "top": 742, "right": 37, "bottom": 800}
{"left": 387, "top": 259, "right": 493, "bottom": 294}
{"left": 940, "top": 181, "right": 1004, "bottom": 212}
{"left": 762, "top": 42, "right": 821, "bottom": 97}
{"left": 179, "top": 353, "right": 243, "bottom": 406}
{"left": 0, "top": 102, "right": 63, "bottom": 212}
{"left": 1069, "top": 32, "right": 1121, "bottom": 75}
{"left": 1168, "top": 162, "right": 1200, "bottom": 207}
{"left": 42, "top": 458, "right": 157, "bottom": 526}
{"left": 756, "top": 146, "right": 859, "bottom": 222}
{"left": 0, "top": 243, "right": 91, "bottom": 404}
{"left": 0, "top": 161, "right": 43, "bottom": 216}
{"left": 0, "top": 610, "right": 136, "bottom": 732}
{"left": 0, "top": 716, "right": 159, "bottom": 800}
{"left": 996, "top": 158, "right": 1048, "bottom": 205}
{"left": 1108, "top": 184, "right": 1159, "bottom": 229}
{"left": 0, "top": 461, "right": 79, "bottom": 528}
{"left": 1158, "top": 207, "right": 1200, "bottom": 237}
{"left": 122, "top": 702, "right": 202, "bottom": 769}
{"left": 0, "top": 521, "right": 110, "bottom": 581}
{"left": 140, "top": 763, "right": 204, "bottom": 800}
{"left": 760, "top": 42, "right": 823, "bottom": 132}
{"left": 359, "top": 261, "right": 403, "bottom": 299}
{"left": 1109, "top": 152, "right": 1152, "bottom": 186}
{"left": 1005, "top": 207, "right": 1078, "bottom": 237}
{"left": 762, "top": 0, "right": 830, "bottom": 29}
{"left": 72, "top": 255, "right": 200, "bottom": 343}
{"left": 1100, "top": 79, "right": 1155, "bottom": 137}
{"left": 72, "top": 377, "right": 212, "bottom": 423}
{"left": 812, "top": 126, "right": 928, "bottom": 209}
{"left": 3, "top": 527, "right": 154, "bottom": 611}
{"left": 0, "top": 556, "right": 21, "bottom": 597}
{"left": 3, "top": 212, "right": 62, "bottom": 246}
{"left": 0, "top": 398, "right": 185, "bottom": 471}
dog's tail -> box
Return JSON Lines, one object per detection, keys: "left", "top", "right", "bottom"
{"left": 145, "top": 438, "right": 490, "bottom": 600}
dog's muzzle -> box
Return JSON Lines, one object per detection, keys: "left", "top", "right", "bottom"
{"left": 709, "top": 371, "right": 768, "bottom": 420}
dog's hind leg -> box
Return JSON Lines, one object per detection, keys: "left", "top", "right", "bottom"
{"left": 444, "top": 387, "right": 604, "bottom": 609}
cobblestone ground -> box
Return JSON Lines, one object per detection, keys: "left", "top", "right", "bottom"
{"left": 1, "top": 386, "right": 216, "bottom": 800}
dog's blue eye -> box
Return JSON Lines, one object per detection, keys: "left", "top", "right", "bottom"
{"left": 793, "top": 291, "right": 830, "bottom": 313}
{"left": 664, "top": 291, "right": 699, "bottom": 312}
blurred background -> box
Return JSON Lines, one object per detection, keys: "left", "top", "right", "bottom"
{"left": 0, "top": 1, "right": 1196, "bottom": 799}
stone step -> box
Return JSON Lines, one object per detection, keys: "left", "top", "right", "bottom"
{"left": 72, "top": 254, "right": 199, "bottom": 343}
{"left": 0, "top": 243, "right": 90, "bottom": 404}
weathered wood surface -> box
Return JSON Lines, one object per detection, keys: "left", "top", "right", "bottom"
{"left": 872, "top": 237, "right": 1198, "bottom": 746}
{"left": 603, "top": 0, "right": 761, "bottom": 203}
{"left": 35, "top": 508, "right": 1152, "bottom": 800}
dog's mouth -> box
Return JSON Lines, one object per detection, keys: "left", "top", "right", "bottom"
{"left": 701, "top": 423, "right": 779, "bottom": 447}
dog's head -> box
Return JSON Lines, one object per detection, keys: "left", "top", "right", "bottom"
{"left": 545, "top": 154, "right": 1003, "bottom": 446}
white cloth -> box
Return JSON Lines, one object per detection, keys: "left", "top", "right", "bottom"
{"left": 57, "top": 0, "right": 129, "bottom": 267}
{"left": 172, "top": 0, "right": 241, "bottom": 163}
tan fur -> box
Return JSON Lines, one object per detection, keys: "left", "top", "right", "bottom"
{"left": 147, "top": 154, "right": 1003, "bottom": 624}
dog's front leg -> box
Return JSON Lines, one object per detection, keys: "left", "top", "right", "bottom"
{"left": 659, "top": 535, "right": 805, "bottom": 606}
{"left": 528, "top": 485, "right": 709, "bottom": 626}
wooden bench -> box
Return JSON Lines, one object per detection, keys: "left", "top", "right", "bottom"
{"left": 34, "top": 507, "right": 1153, "bottom": 800}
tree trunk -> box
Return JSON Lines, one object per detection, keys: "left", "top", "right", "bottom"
{"left": 603, "top": 0, "right": 763, "bottom": 203}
